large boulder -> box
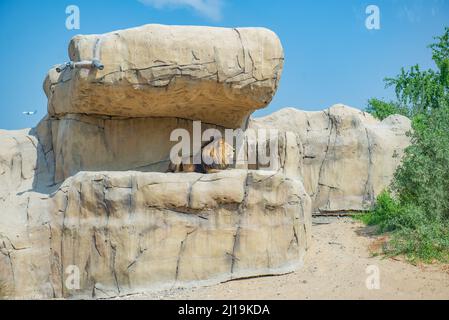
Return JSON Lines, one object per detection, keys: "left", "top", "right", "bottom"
{"left": 1, "top": 24, "right": 302, "bottom": 299}
{"left": 44, "top": 24, "right": 284, "bottom": 129}
{"left": 251, "top": 104, "right": 412, "bottom": 214}
{"left": 0, "top": 147, "right": 311, "bottom": 298}
{"left": 48, "top": 170, "right": 311, "bottom": 298}
{"left": 0, "top": 129, "right": 55, "bottom": 299}
{"left": 0, "top": 110, "right": 310, "bottom": 299}
{"left": 0, "top": 22, "right": 414, "bottom": 300}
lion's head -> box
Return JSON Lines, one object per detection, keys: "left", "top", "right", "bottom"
{"left": 202, "top": 138, "right": 235, "bottom": 170}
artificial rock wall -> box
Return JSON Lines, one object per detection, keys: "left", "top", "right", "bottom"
{"left": 0, "top": 24, "right": 315, "bottom": 299}
{"left": 0, "top": 24, "right": 412, "bottom": 299}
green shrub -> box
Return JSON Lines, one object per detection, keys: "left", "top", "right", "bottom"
{"left": 359, "top": 191, "right": 402, "bottom": 232}
{"left": 360, "top": 27, "right": 449, "bottom": 263}
{"left": 393, "top": 105, "right": 449, "bottom": 219}
{"left": 365, "top": 104, "right": 449, "bottom": 263}
{"left": 367, "top": 105, "right": 449, "bottom": 261}
{"left": 361, "top": 193, "right": 449, "bottom": 263}
{"left": 388, "top": 217, "right": 449, "bottom": 263}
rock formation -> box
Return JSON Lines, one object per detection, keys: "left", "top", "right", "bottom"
{"left": 251, "top": 104, "right": 412, "bottom": 214}
{"left": 38, "top": 115, "right": 226, "bottom": 182}
{"left": 0, "top": 23, "right": 412, "bottom": 299}
{"left": 50, "top": 170, "right": 310, "bottom": 298}
{"left": 0, "top": 24, "right": 315, "bottom": 299}
{"left": 0, "top": 166, "right": 310, "bottom": 299}
{"left": 41, "top": 25, "right": 285, "bottom": 183}
{"left": 45, "top": 24, "right": 284, "bottom": 129}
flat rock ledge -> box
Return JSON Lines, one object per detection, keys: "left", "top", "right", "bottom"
{"left": 45, "top": 24, "right": 284, "bottom": 129}
{"left": 0, "top": 168, "right": 311, "bottom": 299}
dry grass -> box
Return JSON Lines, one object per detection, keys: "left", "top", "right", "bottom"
{"left": 368, "top": 236, "right": 390, "bottom": 257}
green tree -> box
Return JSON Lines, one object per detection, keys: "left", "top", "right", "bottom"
{"left": 362, "top": 27, "right": 449, "bottom": 262}
{"left": 367, "top": 27, "right": 449, "bottom": 120}
{"left": 366, "top": 98, "right": 409, "bottom": 120}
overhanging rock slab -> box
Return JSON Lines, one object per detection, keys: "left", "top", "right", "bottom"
{"left": 45, "top": 24, "right": 285, "bottom": 129}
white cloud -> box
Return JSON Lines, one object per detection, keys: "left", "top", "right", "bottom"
{"left": 139, "top": 0, "right": 224, "bottom": 21}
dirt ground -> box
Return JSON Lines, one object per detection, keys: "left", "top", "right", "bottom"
{"left": 124, "top": 217, "right": 449, "bottom": 300}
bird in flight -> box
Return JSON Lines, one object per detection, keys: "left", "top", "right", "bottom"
{"left": 23, "top": 110, "right": 37, "bottom": 116}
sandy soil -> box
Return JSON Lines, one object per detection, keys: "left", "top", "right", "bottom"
{"left": 124, "top": 217, "right": 449, "bottom": 300}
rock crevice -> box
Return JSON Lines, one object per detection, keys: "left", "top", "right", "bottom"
{"left": 0, "top": 24, "right": 411, "bottom": 300}
{"left": 251, "top": 104, "right": 412, "bottom": 214}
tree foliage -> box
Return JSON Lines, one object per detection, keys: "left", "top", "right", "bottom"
{"left": 362, "top": 27, "right": 449, "bottom": 262}
{"left": 365, "top": 98, "right": 409, "bottom": 120}
{"left": 367, "top": 27, "right": 449, "bottom": 120}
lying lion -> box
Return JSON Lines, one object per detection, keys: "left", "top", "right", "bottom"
{"left": 167, "top": 138, "right": 234, "bottom": 174}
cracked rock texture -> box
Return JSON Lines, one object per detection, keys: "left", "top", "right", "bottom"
{"left": 0, "top": 23, "right": 411, "bottom": 299}
{"left": 0, "top": 129, "right": 55, "bottom": 298}
{"left": 38, "top": 114, "right": 304, "bottom": 183}
{"left": 0, "top": 24, "right": 312, "bottom": 299}
{"left": 251, "top": 104, "right": 412, "bottom": 214}
{"left": 48, "top": 170, "right": 311, "bottom": 299}
{"left": 0, "top": 135, "right": 311, "bottom": 299}
{"left": 0, "top": 121, "right": 310, "bottom": 299}
{"left": 0, "top": 104, "right": 411, "bottom": 298}
{"left": 37, "top": 115, "right": 228, "bottom": 183}
{"left": 45, "top": 24, "right": 284, "bottom": 129}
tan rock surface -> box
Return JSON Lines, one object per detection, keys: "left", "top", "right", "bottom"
{"left": 135, "top": 218, "right": 449, "bottom": 300}
{"left": 38, "top": 115, "right": 226, "bottom": 182}
{"left": 0, "top": 104, "right": 412, "bottom": 298}
{"left": 48, "top": 170, "right": 310, "bottom": 298}
{"left": 0, "top": 127, "right": 311, "bottom": 299}
{"left": 1, "top": 22, "right": 418, "bottom": 301}
{"left": 251, "top": 104, "right": 412, "bottom": 213}
{"left": 0, "top": 128, "right": 55, "bottom": 299}
{"left": 36, "top": 115, "right": 304, "bottom": 183}
{"left": 45, "top": 24, "right": 284, "bottom": 128}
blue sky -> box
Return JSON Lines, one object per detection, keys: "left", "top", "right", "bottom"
{"left": 0, "top": 0, "right": 448, "bottom": 130}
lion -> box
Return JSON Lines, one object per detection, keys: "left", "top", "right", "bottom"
{"left": 167, "top": 138, "right": 234, "bottom": 174}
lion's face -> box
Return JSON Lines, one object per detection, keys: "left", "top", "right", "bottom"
{"left": 203, "top": 138, "right": 235, "bottom": 168}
